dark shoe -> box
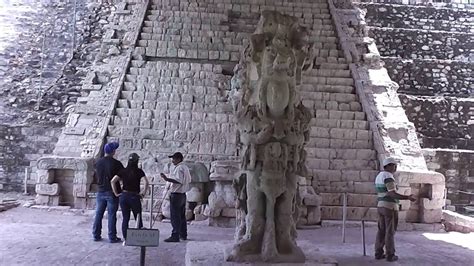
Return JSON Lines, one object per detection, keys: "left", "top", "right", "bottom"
{"left": 387, "top": 255, "right": 398, "bottom": 262}
{"left": 93, "top": 236, "right": 102, "bottom": 242}
{"left": 180, "top": 236, "right": 187, "bottom": 241}
{"left": 164, "top": 237, "right": 179, "bottom": 243}
{"left": 375, "top": 254, "right": 386, "bottom": 260}
{"left": 109, "top": 237, "right": 122, "bottom": 243}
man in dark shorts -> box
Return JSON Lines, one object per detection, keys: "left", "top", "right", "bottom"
{"left": 92, "top": 142, "right": 124, "bottom": 243}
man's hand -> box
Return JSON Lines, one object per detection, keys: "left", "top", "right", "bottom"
{"left": 114, "top": 193, "right": 121, "bottom": 197}
{"left": 408, "top": 194, "right": 417, "bottom": 202}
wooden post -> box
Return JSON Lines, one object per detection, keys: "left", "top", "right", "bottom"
{"left": 342, "top": 192, "right": 347, "bottom": 243}
{"left": 361, "top": 220, "right": 366, "bottom": 256}
{"left": 150, "top": 184, "right": 154, "bottom": 228}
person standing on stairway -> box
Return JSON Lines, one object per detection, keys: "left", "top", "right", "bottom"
{"left": 160, "top": 152, "right": 192, "bottom": 242}
{"left": 92, "top": 142, "right": 124, "bottom": 243}
{"left": 374, "top": 157, "right": 416, "bottom": 262}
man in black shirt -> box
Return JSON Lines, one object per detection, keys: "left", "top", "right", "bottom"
{"left": 92, "top": 142, "right": 124, "bottom": 243}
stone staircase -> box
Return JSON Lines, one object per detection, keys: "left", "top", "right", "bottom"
{"left": 105, "top": 0, "right": 380, "bottom": 221}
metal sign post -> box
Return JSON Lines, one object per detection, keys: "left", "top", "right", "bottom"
{"left": 125, "top": 213, "right": 160, "bottom": 266}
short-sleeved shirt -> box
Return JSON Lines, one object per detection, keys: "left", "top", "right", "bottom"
{"left": 168, "top": 162, "right": 191, "bottom": 193}
{"left": 117, "top": 168, "right": 146, "bottom": 193}
{"left": 375, "top": 171, "right": 399, "bottom": 211}
{"left": 95, "top": 156, "right": 124, "bottom": 193}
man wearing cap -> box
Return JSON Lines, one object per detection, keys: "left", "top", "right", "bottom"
{"left": 374, "top": 157, "right": 416, "bottom": 262}
{"left": 92, "top": 142, "right": 124, "bottom": 243}
{"left": 160, "top": 152, "right": 192, "bottom": 242}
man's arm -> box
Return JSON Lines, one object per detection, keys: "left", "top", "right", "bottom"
{"left": 385, "top": 180, "right": 416, "bottom": 201}
{"left": 160, "top": 173, "right": 181, "bottom": 184}
{"left": 140, "top": 176, "right": 150, "bottom": 197}
{"left": 111, "top": 175, "right": 121, "bottom": 197}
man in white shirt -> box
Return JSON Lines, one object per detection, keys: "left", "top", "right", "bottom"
{"left": 160, "top": 152, "right": 192, "bottom": 242}
{"left": 374, "top": 157, "right": 416, "bottom": 262}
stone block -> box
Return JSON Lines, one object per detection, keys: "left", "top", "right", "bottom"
{"left": 221, "top": 208, "right": 237, "bottom": 218}
{"left": 74, "top": 198, "right": 87, "bottom": 209}
{"left": 49, "top": 196, "right": 60, "bottom": 206}
{"left": 307, "top": 206, "right": 321, "bottom": 224}
{"left": 35, "top": 183, "right": 59, "bottom": 196}
{"left": 421, "top": 198, "right": 445, "bottom": 210}
{"left": 35, "top": 195, "right": 50, "bottom": 205}
{"left": 36, "top": 170, "right": 54, "bottom": 184}
{"left": 73, "top": 184, "right": 88, "bottom": 198}
{"left": 421, "top": 209, "right": 442, "bottom": 223}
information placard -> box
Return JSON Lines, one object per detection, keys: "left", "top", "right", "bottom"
{"left": 125, "top": 228, "right": 160, "bottom": 247}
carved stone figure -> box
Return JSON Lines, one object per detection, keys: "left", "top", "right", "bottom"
{"left": 227, "top": 11, "right": 313, "bottom": 263}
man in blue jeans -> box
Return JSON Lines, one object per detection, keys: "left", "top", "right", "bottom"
{"left": 92, "top": 142, "right": 124, "bottom": 243}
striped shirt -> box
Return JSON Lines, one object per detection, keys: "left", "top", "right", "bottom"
{"left": 375, "top": 171, "right": 399, "bottom": 211}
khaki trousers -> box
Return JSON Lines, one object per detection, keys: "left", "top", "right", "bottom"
{"left": 375, "top": 207, "right": 399, "bottom": 256}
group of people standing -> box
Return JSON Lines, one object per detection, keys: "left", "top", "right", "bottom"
{"left": 91, "top": 142, "right": 191, "bottom": 244}
{"left": 91, "top": 141, "right": 416, "bottom": 262}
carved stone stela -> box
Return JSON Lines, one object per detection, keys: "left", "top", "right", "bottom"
{"left": 227, "top": 11, "right": 314, "bottom": 263}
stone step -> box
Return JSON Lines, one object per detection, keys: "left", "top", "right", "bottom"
{"left": 307, "top": 137, "right": 373, "bottom": 149}
{"left": 300, "top": 91, "right": 358, "bottom": 103}
{"left": 144, "top": 19, "right": 230, "bottom": 31}
{"left": 306, "top": 69, "right": 351, "bottom": 78}
{"left": 304, "top": 100, "right": 362, "bottom": 112}
{"left": 317, "top": 180, "right": 377, "bottom": 194}
{"left": 320, "top": 192, "right": 378, "bottom": 207}
{"left": 312, "top": 169, "right": 378, "bottom": 183}
{"left": 300, "top": 84, "right": 354, "bottom": 94}
{"left": 107, "top": 137, "right": 236, "bottom": 157}
{"left": 315, "top": 109, "right": 366, "bottom": 120}
{"left": 321, "top": 206, "right": 378, "bottom": 221}
{"left": 309, "top": 127, "right": 371, "bottom": 140}
{"left": 303, "top": 76, "right": 354, "bottom": 86}
{"left": 319, "top": 63, "right": 349, "bottom": 70}
{"left": 312, "top": 49, "right": 344, "bottom": 58}
{"left": 313, "top": 56, "right": 348, "bottom": 64}
{"left": 306, "top": 148, "right": 377, "bottom": 160}
{"left": 307, "top": 158, "right": 377, "bottom": 171}
{"left": 127, "top": 67, "right": 224, "bottom": 78}
{"left": 310, "top": 119, "right": 369, "bottom": 130}
{"left": 108, "top": 124, "right": 234, "bottom": 142}
{"left": 113, "top": 108, "right": 233, "bottom": 123}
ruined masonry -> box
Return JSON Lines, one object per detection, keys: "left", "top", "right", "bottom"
{"left": 34, "top": 0, "right": 446, "bottom": 226}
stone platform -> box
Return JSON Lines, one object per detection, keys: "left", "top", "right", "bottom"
{"left": 185, "top": 240, "right": 338, "bottom": 266}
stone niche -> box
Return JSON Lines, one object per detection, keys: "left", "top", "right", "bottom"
{"left": 35, "top": 157, "right": 94, "bottom": 208}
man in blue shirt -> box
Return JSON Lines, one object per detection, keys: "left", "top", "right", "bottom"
{"left": 92, "top": 142, "right": 124, "bottom": 243}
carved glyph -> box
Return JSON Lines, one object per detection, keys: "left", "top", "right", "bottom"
{"left": 227, "top": 11, "right": 314, "bottom": 263}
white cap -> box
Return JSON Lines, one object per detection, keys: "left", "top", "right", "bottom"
{"left": 382, "top": 157, "right": 398, "bottom": 166}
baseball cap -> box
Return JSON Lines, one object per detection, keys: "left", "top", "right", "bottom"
{"left": 168, "top": 152, "right": 184, "bottom": 160}
{"left": 128, "top": 153, "right": 140, "bottom": 162}
{"left": 104, "top": 142, "right": 119, "bottom": 154}
{"left": 382, "top": 157, "right": 398, "bottom": 166}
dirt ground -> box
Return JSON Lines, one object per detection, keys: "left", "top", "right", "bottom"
{"left": 0, "top": 206, "right": 473, "bottom": 266}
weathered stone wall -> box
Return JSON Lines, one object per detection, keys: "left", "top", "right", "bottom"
{"left": 423, "top": 149, "right": 474, "bottom": 210}
{"left": 399, "top": 95, "right": 473, "bottom": 149}
{"left": 383, "top": 58, "right": 472, "bottom": 96}
{"left": 369, "top": 28, "right": 472, "bottom": 61}
{"left": 0, "top": 0, "right": 116, "bottom": 191}
{"left": 361, "top": 3, "right": 473, "bottom": 32}
{"left": 361, "top": 1, "right": 473, "bottom": 152}
{"left": 359, "top": 0, "right": 472, "bottom": 6}
{"left": 0, "top": 125, "right": 60, "bottom": 191}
